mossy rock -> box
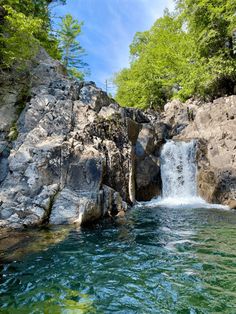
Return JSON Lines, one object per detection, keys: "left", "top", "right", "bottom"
{"left": 7, "top": 123, "right": 18, "bottom": 141}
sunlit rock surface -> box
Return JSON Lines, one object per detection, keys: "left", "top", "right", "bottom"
{"left": 0, "top": 50, "right": 165, "bottom": 228}
{"left": 163, "top": 97, "right": 236, "bottom": 206}
{"left": 1, "top": 48, "right": 235, "bottom": 229}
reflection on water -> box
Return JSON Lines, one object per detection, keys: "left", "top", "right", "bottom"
{"left": 0, "top": 226, "right": 72, "bottom": 262}
{"left": 0, "top": 206, "right": 236, "bottom": 313}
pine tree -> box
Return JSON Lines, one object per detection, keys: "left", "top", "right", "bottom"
{"left": 58, "top": 14, "right": 88, "bottom": 80}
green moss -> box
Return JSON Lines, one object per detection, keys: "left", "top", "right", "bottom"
{"left": 7, "top": 122, "right": 19, "bottom": 141}
{"left": 15, "top": 86, "right": 30, "bottom": 115}
{"left": 7, "top": 86, "right": 30, "bottom": 142}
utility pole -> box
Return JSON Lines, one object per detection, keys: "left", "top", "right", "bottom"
{"left": 105, "top": 79, "right": 108, "bottom": 93}
{"left": 104, "top": 79, "right": 116, "bottom": 96}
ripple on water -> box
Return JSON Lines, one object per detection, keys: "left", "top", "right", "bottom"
{"left": 0, "top": 206, "right": 236, "bottom": 313}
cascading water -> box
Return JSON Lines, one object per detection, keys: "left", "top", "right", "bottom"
{"left": 161, "top": 140, "right": 197, "bottom": 200}
{"left": 147, "top": 140, "right": 228, "bottom": 209}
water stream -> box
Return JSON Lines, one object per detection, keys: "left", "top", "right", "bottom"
{"left": 161, "top": 140, "right": 197, "bottom": 199}
{"left": 148, "top": 140, "right": 228, "bottom": 209}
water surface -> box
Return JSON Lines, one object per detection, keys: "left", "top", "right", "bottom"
{"left": 1, "top": 206, "right": 236, "bottom": 313}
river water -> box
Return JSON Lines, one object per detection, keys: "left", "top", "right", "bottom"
{"left": 1, "top": 205, "right": 236, "bottom": 313}
{"left": 1, "top": 140, "right": 235, "bottom": 313}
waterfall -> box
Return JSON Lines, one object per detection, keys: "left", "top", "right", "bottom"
{"left": 146, "top": 140, "right": 228, "bottom": 209}
{"left": 161, "top": 140, "right": 197, "bottom": 200}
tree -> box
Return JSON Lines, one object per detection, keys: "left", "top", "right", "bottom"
{"left": 0, "top": 0, "right": 66, "bottom": 69}
{"left": 0, "top": 4, "right": 43, "bottom": 68}
{"left": 176, "top": 0, "right": 236, "bottom": 96}
{"left": 115, "top": 1, "right": 236, "bottom": 109}
{"left": 58, "top": 14, "right": 88, "bottom": 80}
{"left": 114, "top": 13, "right": 197, "bottom": 108}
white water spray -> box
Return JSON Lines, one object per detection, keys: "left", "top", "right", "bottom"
{"left": 147, "top": 140, "right": 228, "bottom": 209}
{"left": 161, "top": 140, "right": 197, "bottom": 199}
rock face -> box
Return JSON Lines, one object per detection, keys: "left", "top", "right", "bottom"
{"left": 0, "top": 50, "right": 165, "bottom": 228}
{"left": 0, "top": 49, "right": 66, "bottom": 142}
{"left": 134, "top": 122, "right": 168, "bottom": 201}
{"left": 163, "top": 97, "right": 236, "bottom": 206}
{"left": 1, "top": 49, "right": 235, "bottom": 229}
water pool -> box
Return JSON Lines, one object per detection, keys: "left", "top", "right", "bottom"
{"left": 1, "top": 206, "right": 236, "bottom": 313}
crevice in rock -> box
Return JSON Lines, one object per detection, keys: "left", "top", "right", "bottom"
{"left": 129, "top": 145, "right": 136, "bottom": 203}
{"left": 41, "top": 186, "right": 60, "bottom": 225}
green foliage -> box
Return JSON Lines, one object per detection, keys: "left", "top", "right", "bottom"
{"left": 0, "top": 0, "right": 65, "bottom": 69}
{"left": 68, "top": 67, "right": 85, "bottom": 80}
{"left": 177, "top": 0, "right": 236, "bottom": 56}
{"left": 0, "top": 5, "right": 42, "bottom": 68}
{"left": 176, "top": 0, "right": 236, "bottom": 97}
{"left": 0, "top": 0, "right": 88, "bottom": 90}
{"left": 115, "top": 13, "right": 196, "bottom": 108}
{"left": 58, "top": 14, "right": 88, "bottom": 80}
{"left": 115, "top": 1, "right": 236, "bottom": 109}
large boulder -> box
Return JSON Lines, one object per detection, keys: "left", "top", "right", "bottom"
{"left": 162, "top": 98, "right": 200, "bottom": 136}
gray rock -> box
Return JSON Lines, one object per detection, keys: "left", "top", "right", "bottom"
{"left": 135, "top": 156, "right": 161, "bottom": 201}
{"left": 4, "top": 46, "right": 234, "bottom": 228}
{"left": 135, "top": 124, "right": 155, "bottom": 156}
{"left": 49, "top": 188, "right": 101, "bottom": 225}
{"left": 1, "top": 49, "right": 163, "bottom": 228}
{"left": 168, "top": 96, "right": 236, "bottom": 204}
{"left": 0, "top": 143, "right": 10, "bottom": 183}
{"left": 0, "top": 208, "right": 13, "bottom": 219}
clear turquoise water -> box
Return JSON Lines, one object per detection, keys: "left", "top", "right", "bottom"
{"left": 1, "top": 206, "right": 236, "bottom": 313}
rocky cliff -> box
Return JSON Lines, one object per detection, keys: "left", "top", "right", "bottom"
{"left": 0, "top": 50, "right": 235, "bottom": 229}
{"left": 0, "top": 50, "right": 164, "bottom": 228}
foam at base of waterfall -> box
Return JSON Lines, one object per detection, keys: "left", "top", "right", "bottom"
{"left": 149, "top": 140, "right": 230, "bottom": 210}
{"left": 145, "top": 196, "right": 229, "bottom": 210}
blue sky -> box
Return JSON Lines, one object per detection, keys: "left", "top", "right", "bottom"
{"left": 52, "top": 0, "right": 175, "bottom": 93}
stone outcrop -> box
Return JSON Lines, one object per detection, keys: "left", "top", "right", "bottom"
{"left": 163, "top": 97, "right": 236, "bottom": 206}
{"left": 134, "top": 122, "right": 168, "bottom": 201}
{"left": 0, "top": 50, "right": 165, "bottom": 228}
{"left": 0, "top": 49, "right": 66, "bottom": 142}
{"left": 1, "top": 48, "right": 235, "bottom": 229}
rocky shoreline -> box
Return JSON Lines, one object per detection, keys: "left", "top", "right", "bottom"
{"left": 0, "top": 50, "right": 235, "bottom": 229}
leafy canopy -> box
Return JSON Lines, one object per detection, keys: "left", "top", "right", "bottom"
{"left": 0, "top": 5, "right": 43, "bottom": 67}
{"left": 0, "top": 0, "right": 88, "bottom": 80}
{"left": 114, "top": 1, "right": 236, "bottom": 109}
{"left": 0, "top": 0, "right": 65, "bottom": 68}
